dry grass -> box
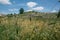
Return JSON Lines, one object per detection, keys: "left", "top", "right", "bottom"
{"left": 0, "top": 13, "right": 60, "bottom": 40}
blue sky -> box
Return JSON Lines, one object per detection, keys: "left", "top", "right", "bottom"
{"left": 0, "top": 0, "right": 60, "bottom": 14}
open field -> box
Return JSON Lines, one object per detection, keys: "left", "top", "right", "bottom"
{"left": 0, "top": 12, "right": 60, "bottom": 40}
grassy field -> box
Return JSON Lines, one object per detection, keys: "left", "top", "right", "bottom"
{"left": 0, "top": 12, "right": 60, "bottom": 40}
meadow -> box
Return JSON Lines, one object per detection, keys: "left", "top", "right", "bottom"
{"left": 0, "top": 12, "right": 60, "bottom": 40}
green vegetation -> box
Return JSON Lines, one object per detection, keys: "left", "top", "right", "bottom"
{"left": 0, "top": 12, "right": 60, "bottom": 40}
{"left": 57, "top": 10, "right": 60, "bottom": 18}
{"left": 19, "top": 8, "right": 24, "bottom": 14}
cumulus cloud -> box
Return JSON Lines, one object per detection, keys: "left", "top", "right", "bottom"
{"left": 26, "top": 9, "right": 33, "bottom": 12}
{"left": 8, "top": 8, "right": 18, "bottom": 11}
{"left": 27, "top": 2, "right": 37, "bottom": 8}
{"left": 0, "top": 0, "right": 12, "bottom": 5}
{"left": 33, "top": 7, "right": 44, "bottom": 10}
{"left": 26, "top": 6, "right": 44, "bottom": 12}
{"left": 51, "top": 10, "right": 57, "bottom": 13}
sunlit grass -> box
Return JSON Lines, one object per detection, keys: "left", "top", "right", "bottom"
{"left": 0, "top": 13, "right": 60, "bottom": 40}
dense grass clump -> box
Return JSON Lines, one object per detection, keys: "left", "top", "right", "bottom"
{"left": 0, "top": 13, "right": 60, "bottom": 40}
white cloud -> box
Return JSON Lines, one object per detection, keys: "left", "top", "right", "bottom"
{"left": 26, "top": 6, "right": 44, "bottom": 12}
{"left": 27, "top": 2, "right": 37, "bottom": 8}
{"left": 33, "top": 7, "right": 44, "bottom": 10}
{"left": 8, "top": 8, "right": 18, "bottom": 11}
{"left": 51, "top": 10, "right": 57, "bottom": 13}
{"left": 26, "top": 9, "right": 33, "bottom": 12}
{"left": 0, "top": 0, "right": 12, "bottom": 5}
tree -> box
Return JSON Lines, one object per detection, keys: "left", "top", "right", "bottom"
{"left": 57, "top": 10, "right": 60, "bottom": 18}
{"left": 19, "top": 8, "right": 24, "bottom": 14}
{"left": 7, "top": 13, "right": 13, "bottom": 17}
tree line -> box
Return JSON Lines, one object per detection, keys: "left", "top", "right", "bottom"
{"left": 6, "top": 8, "right": 60, "bottom": 18}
